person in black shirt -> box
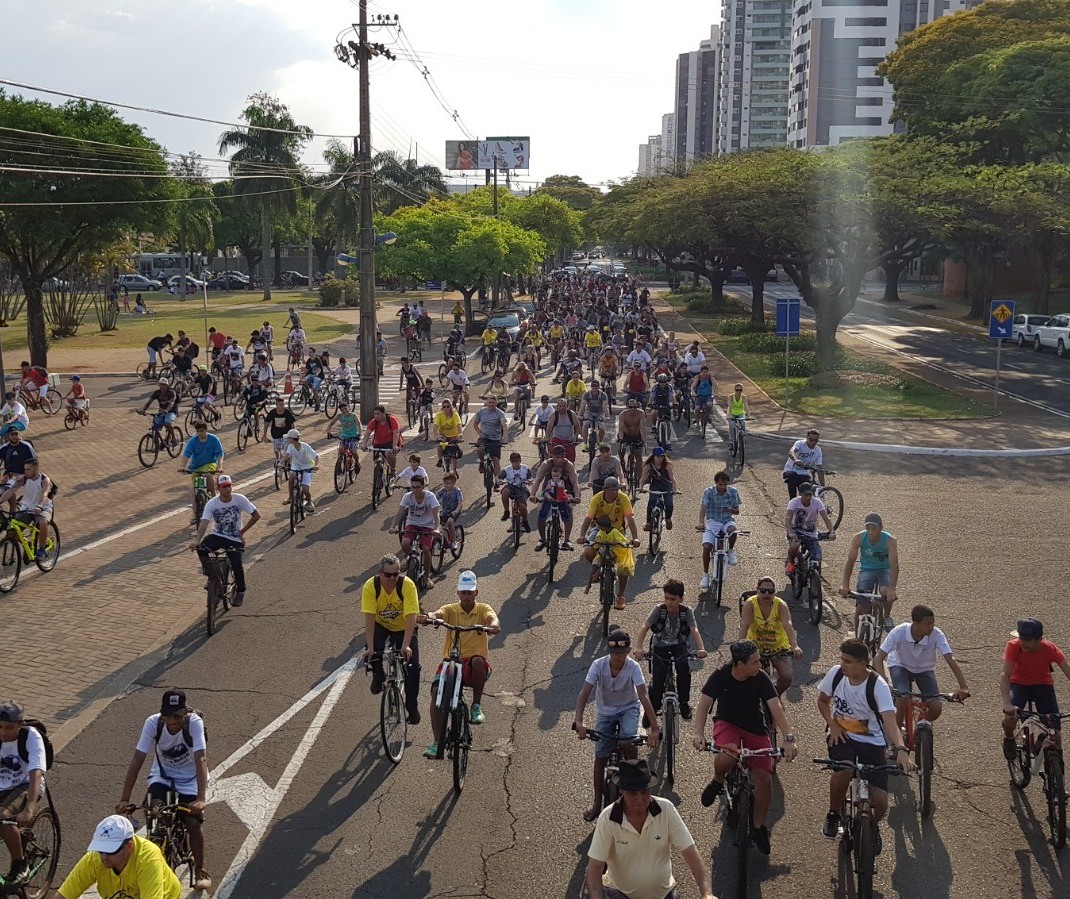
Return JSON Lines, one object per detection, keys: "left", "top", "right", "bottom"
{"left": 690, "top": 640, "right": 798, "bottom": 857}
{"left": 145, "top": 333, "right": 173, "bottom": 379}
{"left": 262, "top": 396, "right": 297, "bottom": 463}
{"left": 139, "top": 379, "right": 180, "bottom": 444}
{"left": 0, "top": 429, "right": 37, "bottom": 511}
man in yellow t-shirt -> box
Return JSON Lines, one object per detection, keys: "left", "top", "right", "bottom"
{"left": 361, "top": 553, "right": 422, "bottom": 724}
{"left": 481, "top": 327, "right": 498, "bottom": 347}
{"left": 584, "top": 328, "right": 603, "bottom": 351}
{"left": 433, "top": 398, "right": 463, "bottom": 468}
{"left": 579, "top": 479, "right": 640, "bottom": 610}
{"left": 418, "top": 569, "right": 501, "bottom": 759}
{"left": 58, "top": 814, "right": 181, "bottom": 899}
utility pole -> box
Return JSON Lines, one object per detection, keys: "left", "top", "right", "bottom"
{"left": 335, "top": 5, "right": 397, "bottom": 422}
{"left": 491, "top": 165, "right": 500, "bottom": 310}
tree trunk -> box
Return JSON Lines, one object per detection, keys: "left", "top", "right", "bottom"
{"left": 24, "top": 283, "right": 47, "bottom": 367}
{"left": 710, "top": 275, "right": 725, "bottom": 308}
{"left": 260, "top": 207, "right": 272, "bottom": 301}
{"left": 814, "top": 302, "right": 841, "bottom": 371}
{"left": 1034, "top": 239, "right": 1053, "bottom": 315}
{"left": 749, "top": 278, "right": 765, "bottom": 325}
{"left": 459, "top": 286, "right": 477, "bottom": 336}
{"left": 881, "top": 259, "right": 906, "bottom": 302}
{"left": 243, "top": 252, "right": 259, "bottom": 286}
{"left": 692, "top": 270, "right": 700, "bottom": 289}
{"left": 966, "top": 250, "right": 990, "bottom": 320}
{"left": 274, "top": 241, "right": 282, "bottom": 283}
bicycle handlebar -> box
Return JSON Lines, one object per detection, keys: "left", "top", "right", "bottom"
{"left": 421, "top": 619, "right": 490, "bottom": 633}
{"left": 572, "top": 722, "right": 647, "bottom": 746}
{"left": 891, "top": 690, "right": 966, "bottom": 703}
{"left": 704, "top": 743, "right": 783, "bottom": 759}
{"left": 1016, "top": 710, "right": 1070, "bottom": 723}
{"left": 847, "top": 590, "right": 884, "bottom": 602}
{"left": 642, "top": 650, "right": 703, "bottom": 661}
{"left": 641, "top": 488, "right": 681, "bottom": 495}
{"left": 812, "top": 758, "right": 906, "bottom": 775}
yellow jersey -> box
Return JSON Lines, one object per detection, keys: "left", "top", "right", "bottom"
{"left": 361, "top": 575, "right": 421, "bottom": 632}
{"left": 431, "top": 601, "right": 496, "bottom": 659}
{"left": 481, "top": 329, "right": 498, "bottom": 347}
{"left": 746, "top": 594, "right": 792, "bottom": 653}
{"left": 59, "top": 837, "right": 181, "bottom": 899}
{"left": 528, "top": 331, "right": 544, "bottom": 347}
{"left": 565, "top": 379, "right": 586, "bottom": 401}
{"left": 433, "top": 410, "right": 463, "bottom": 439}
{"left": 548, "top": 326, "right": 565, "bottom": 340}
{"left": 584, "top": 332, "right": 603, "bottom": 349}
{"left": 588, "top": 491, "right": 633, "bottom": 531}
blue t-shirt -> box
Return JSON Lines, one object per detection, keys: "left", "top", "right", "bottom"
{"left": 436, "top": 486, "right": 462, "bottom": 515}
{"left": 184, "top": 433, "right": 224, "bottom": 469}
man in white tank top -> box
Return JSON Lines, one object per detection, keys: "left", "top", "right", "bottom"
{"left": 0, "top": 457, "right": 52, "bottom": 561}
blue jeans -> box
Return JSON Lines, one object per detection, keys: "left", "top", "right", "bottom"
{"left": 594, "top": 704, "right": 640, "bottom": 759}
{"left": 856, "top": 568, "right": 891, "bottom": 596}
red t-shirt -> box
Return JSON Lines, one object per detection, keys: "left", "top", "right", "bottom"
{"left": 1006, "top": 639, "right": 1066, "bottom": 686}
{"left": 23, "top": 367, "right": 48, "bottom": 387}
{"left": 209, "top": 332, "right": 228, "bottom": 350}
{"left": 365, "top": 414, "right": 400, "bottom": 446}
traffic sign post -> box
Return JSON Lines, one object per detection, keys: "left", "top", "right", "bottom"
{"left": 990, "top": 300, "right": 1015, "bottom": 408}
{"left": 776, "top": 299, "right": 801, "bottom": 402}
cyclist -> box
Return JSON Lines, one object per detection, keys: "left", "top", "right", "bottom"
{"left": 647, "top": 373, "right": 674, "bottom": 448}
{"left": 784, "top": 481, "right": 836, "bottom": 575}
{"left": 396, "top": 356, "right": 421, "bottom": 409}
{"left": 419, "top": 570, "right": 502, "bottom": 758}
{"left": 579, "top": 477, "right": 640, "bottom": 610}
{"left": 261, "top": 320, "right": 274, "bottom": 359}
{"left": 394, "top": 453, "right": 429, "bottom": 490}
{"left": 839, "top": 512, "right": 899, "bottom": 629}
{"left": 583, "top": 326, "right": 603, "bottom": 367}
{"left": 589, "top": 443, "right": 623, "bottom": 494}
{"left": 597, "top": 343, "right": 619, "bottom": 384}
{"left": 873, "top": 604, "right": 970, "bottom": 732}
{"left": 191, "top": 365, "right": 215, "bottom": 407}
{"left": 301, "top": 349, "right": 325, "bottom": 408}
{"left": 243, "top": 351, "right": 274, "bottom": 411}
{"left": 563, "top": 370, "right": 586, "bottom": 412}
{"left": 640, "top": 446, "right": 676, "bottom": 531}
{"left": 532, "top": 394, "right": 554, "bottom": 440}
{"left": 14, "top": 361, "right": 47, "bottom": 410}
{"left": 283, "top": 428, "right": 318, "bottom": 514}
{"left": 617, "top": 397, "right": 646, "bottom": 473}
{"left": 333, "top": 357, "right": 354, "bottom": 395}
{"left": 509, "top": 362, "right": 536, "bottom": 422}
{"left": 1000, "top": 617, "right": 1070, "bottom": 757}
{"left": 286, "top": 306, "right": 302, "bottom": 331}
{"left": 738, "top": 576, "right": 803, "bottom": 696}
{"left": 574, "top": 628, "right": 661, "bottom": 823}
{"left": 473, "top": 395, "right": 509, "bottom": 479}
{"left": 632, "top": 579, "right": 708, "bottom": 720}
{"left": 416, "top": 378, "right": 436, "bottom": 426}
{"left": 682, "top": 341, "right": 705, "bottom": 376}
{"left": 145, "top": 333, "right": 173, "bottom": 380}
{"left": 444, "top": 360, "right": 471, "bottom": 411}
{"left": 262, "top": 396, "right": 297, "bottom": 463}
{"left": 445, "top": 323, "right": 465, "bottom": 357}
{"left": 625, "top": 343, "right": 651, "bottom": 373}
{"left": 548, "top": 398, "right": 581, "bottom": 464}
{"left": 115, "top": 689, "right": 212, "bottom": 891}
{"left": 207, "top": 327, "right": 227, "bottom": 362}
{"left": 435, "top": 471, "right": 463, "bottom": 551}
{"left": 672, "top": 360, "right": 691, "bottom": 408}
{"left": 531, "top": 445, "right": 581, "bottom": 551}
{"left": 397, "top": 303, "right": 411, "bottom": 335}
{"left": 579, "top": 381, "right": 608, "bottom": 447}
{"left": 138, "top": 377, "right": 180, "bottom": 446}
{"left": 180, "top": 422, "right": 224, "bottom": 522}
{"left": 623, "top": 361, "right": 649, "bottom": 408}
{"left": 0, "top": 392, "right": 29, "bottom": 434}
{"left": 0, "top": 701, "right": 45, "bottom": 885}
{"left": 433, "top": 398, "right": 464, "bottom": 468}
{"left": 64, "top": 374, "right": 89, "bottom": 415}
{"left": 222, "top": 338, "right": 244, "bottom": 380}
{"left": 692, "top": 366, "right": 715, "bottom": 425}
{"left": 0, "top": 428, "right": 36, "bottom": 509}
{"left": 56, "top": 814, "right": 181, "bottom": 899}
{"left": 817, "top": 638, "right": 911, "bottom": 848}
{"left": 286, "top": 324, "right": 306, "bottom": 363}
{"left": 783, "top": 428, "right": 824, "bottom": 498}
{"left": 191, "top": 473, "right": 258, "bottom": 605}
{"left": 245, "top": 329, "right": 267, "bottom": 359}
{"left": 498, "top": 451, "right": 532, "bottom": 526}
{"left": 557, "top": 348, "right": 583, "bottom": 384}
{"left": 485, "top": 371, "right": 510, "bottom": 411}
{"left": 361, "top": 405, "right": 402, "bottom": 476}
{"left": 480, "top": 324, "right": 498, "bottom": 367}
{"left": 691, "top": 639, "right": 798, "bottom": 858}
{"left": 726, "top": 382, "right": 751, "bottom": 426}
{"left": 698, "top": 471, "right": 741, "bottom": 592}
{"left": 389, "top": 474, "right": 440, "bottom": 578}
{"left": 334, "top": 400, "right": 362, "bottom": 473}
{"left": 361, "top": 553, "right": 421, "bottom": 725}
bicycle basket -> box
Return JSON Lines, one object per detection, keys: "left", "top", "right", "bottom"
{"left": 202, "top": 556, "right": 229, "bottom": 580}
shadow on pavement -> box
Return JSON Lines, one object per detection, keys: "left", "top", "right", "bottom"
{"left": 886, "top": 784, "right": 952, "bottom": 899}
{"left": 1011, "top": 790, "right": 1070, "bottom": 896}
{"left": 532, "top": 632, "right": 605, "bottom": 732}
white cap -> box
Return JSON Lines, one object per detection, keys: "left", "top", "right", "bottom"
{"left": 87, "top": 815, "right": 134, "bottom": 853}
{"left": 286, "top": 428, "right": 301, "bottom": 440}
{"left": 457, "top": 570, "right": 478, "bottom": 591}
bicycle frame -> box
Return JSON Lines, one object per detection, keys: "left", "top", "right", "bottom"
{"left": 5, "top": 515, "right": 42, "bottom": 561}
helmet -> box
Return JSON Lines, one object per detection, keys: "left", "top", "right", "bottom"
{"left": 656, "top": 373, "right": 669, "bottom": 382}
{"left": 158, "top": 376, "right": 168, "bottom": 383}
{"left": 256, "top": 352, "right": 267, "bottom": 360}
{"left": 198, "top": 364, "right": 208, "bottom": 372}
{"left": 70, "top": 375, "right": 81, "bottom": 382}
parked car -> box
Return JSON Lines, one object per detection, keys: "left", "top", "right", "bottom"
{"left": 487, "top": 311, "right": 521, "bottom": 341}
{"left": 1033, "top": 314, "right": 1070, "bottom": 356}
{"left": 725, "top": 269, "right": 750, "bottom": 284}
{"left": 167, "top": 275, "right": 206, "bottom": 292}
{"left": 584, "top": 264, "right": 602, "bottom": 272}
{"left": 504, "top": 300, "right": 536, "bottom": 320}
{"left": 277, "top": 270, "right": 309, "bottom": 287}
{"left": 766, "top": 268, "right": 779, "bottom": 282}
{"left": 562, "top": 265, "right": 579, "bottom": 275}
{"left": 571, "top": 252, "right": 586, "bottom": 261}
{"left": 206, "top": 274, "right": 250, "bottom": 290}
{"left": 117, "top": 274, "right": 162, "bottom": 291}
{"left": 1011, "top": 313, "right": 1050, "bottom": 347}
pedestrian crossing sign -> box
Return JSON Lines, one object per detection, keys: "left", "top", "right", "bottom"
{"left": 989, "top": 300, "right": 1015, "bottom": 339}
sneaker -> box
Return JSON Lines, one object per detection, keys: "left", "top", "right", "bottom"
{"left": 727, "top": 550, "right": 738, "bottom": 566}
{"left": 6, "top": 859, "right": 28, "bottom": 883}
{"left": 883, "top": 616, "right": 894, "bottom": 630}
{"left": 436, "top": 460, "right": 443, "bottom": 468}
{"left": 680, "top": 703, "right": 692, "bottom": 720}
{"left": 1003, "top": 737, "right": 1017, "bottom": 761}
{"left": 700, "top": 574, "right": 711, "bottom": 591}
{"left": 751, "top": 825, "right": 771, "bottom": 856}
{"left": 451, "top": 541, "right": 459, "bottom": 551}
{"left": 370, "top": 671, "right": 384, "bottom": 695}
{"left": 501, "top": 512, "right": 510, "bottom": 522}
{"left": 232, "top": 590, "right": 245, "bottom": 607}
{"left": 407, "top": 708, "right": 421, "bottom": 725}
{"left": 821, "top": 811, "right": 841, "bottom": 840}
{"left": 471, "top": 704, "right": 486, "bottom": 725}
{"left": 642, "top": 523, "right": 650, "bottom": 532}
{"left": 700, "top": 779, "right": 724, "bottom": 807}
{"left": 874, "top": 826, "right": 883, "bottom": 856}
{"left": 535, "top": 540, "right": 546, "bottom": 552}
{"left": 665, "top": 519, "right": 673, "bottom": 530}
{"left": 306, "top": 502, "right": 315, "bottom": 514}
{"left": 194, "top": 871, "right": 213, "bottom": 891}
{"left": 423, "top": 742, "right": 439, "bottom": 759}
{"left": 523, "top": 519, "right": 531, "bottom": 533}
{"left": 282, "top": 498, "right": 291, "bottom": 505}
{"left": 785, "top": 561, "right": 796, "bottom": 575}
{"left": 562, "top": 540, "right": 574, "bottom": 551}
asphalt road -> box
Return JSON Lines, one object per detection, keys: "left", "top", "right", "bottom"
{"left": 50, "top": 367, "right": 1070, "bottom": 899}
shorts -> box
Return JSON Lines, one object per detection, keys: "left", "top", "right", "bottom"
{"left": 147, "top": 347, "right": 159, "bottom": 364}
{"left": 626, "top": 391, "right": 649, "bottom": 404}
{"left": 340, "top": 437, "right": 361, "bottom": 453}
{"left": 272, "top": 437, "right": 286, "bottom": 452}
{"left": 593, "top": 704, "right": 641, "bottom": 759}
{"left": 856, "top": 569, "right": 891, "bottom": 597}
{"left": 583, "top": 414, "right": 606, "bottom": 425}
{"left": 404, "top": 525, "right": 438, "bottom": 550}
{"left": 189, "top": 463, "right": 218, "bottom": 483}
{"left": 888, "top": 666, "right": 939, "bottom": 700}
{"left": 695, "top": 394, "right": 713, "bottom": 410}
{"left": 0, "top": 785, "right": 31, "bottom": 818}
{"left": 702, "top": 519, "right": 736, "bottom": 545}
{"left": 539, "top": 500, "right": 572, "bottom": 523}
{"left": 794, "top": 534, "right": 822, "bottom": 562}
{"left": 152, "top": 412, "right": 177, "bottom": 428}
{"left": 479, "top": 440, "right": 503, "bottom": 461}
{"left": 305, "top": 375, "right": 322, "bottom": 390}
{"left": 431, "top": 657, "right": 492, "bottom": 690}
{"left": 1010, "top": 683, "right": 1061, "bottom": 729}
{"left": 826, "top": 739, "right": 891, "bottom": 791}
{"left": 440, "top": 509, "right": 460, "bottom": 523}
{"left": 14, "top": 507, "right": 51, "bottom": 526}
{"left": 549, "top": 437, "right": 576, "bottom": 463}
{"left": 146, "top": 782, "right": 203, "bottom": 822}
{"left": 712, "top": 721, "right": 775, "bottom": 773}
{"left": 291, "top": 469, "right": 313, "bottom": 487}
{"left": 502, "top": 484, "right": 530, "bottom": 502}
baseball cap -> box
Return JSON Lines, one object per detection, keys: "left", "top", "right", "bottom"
{"left": 1016, "top": 618, "right": 1043, "bottom": 641}
{"left": 87, "top": 815, "right": 135, "bottom": 854}
{"left": 160, "top": 689, "right": 187, "bottom": 715}
{"left": 0, "top": 700, "right": 24, "bottom": 723}
{"left": 652, "top": 446, "right": 665, "bottom": 457}
{"left": 607, "top": 629, "right": 631, "bottom": 652}
{"left": 457, "top": 570, "right": 478, "bottom": 591}
{"left": 70, "top": 375, "right": 81, "bottom": 382}
{"left": 216, "top": 475, "right": 233, "bottom": 487}
{"left": 286, "top": 428, "right": 301, "bottom": 440}
{"left": 798, "top": 482, "right": 815, "bottom": 495}
{"left": 863, "top": 512, "right": 883, "bottom": 527}
{"left": 602, "top": 476, "right": 620, "bottom": 489}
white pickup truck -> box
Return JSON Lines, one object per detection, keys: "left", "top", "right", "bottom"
{"left": 1033, "top": 313, "right": 1070, "bottom": 356}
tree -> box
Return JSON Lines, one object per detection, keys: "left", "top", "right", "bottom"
{"left": 218, "top": 93, "right": 311, "bottom": 300}
{"left": 316, "top": 140, "right": 361, "bottom": 249}
{"left": 213, "top": 181, "right": 261, "bottom": 282}
{"left": 535, "top": 175, "right": 603, "bottom": 212}
{"left": 373, "top": 150, "right": 447, "bottom": 215}
{"left": 0, "top": 93, "right": 173, "bottom": 365}
{"left": 169, "top": 153, "right": 219, "bottom": 298}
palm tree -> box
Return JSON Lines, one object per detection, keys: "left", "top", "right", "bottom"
{"left": 373, "top": 150, "right": 447, "bottom": 215}
{"left": 170, "top": 154, "right": 218, "bottom": 297}
{"left": 316, "top": 139, "right": 361, "bottom": 249}
{"left": 218, "top": 93, "right": 312, "bottom": 300}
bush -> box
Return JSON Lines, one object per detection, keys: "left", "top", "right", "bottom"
{"left": 718, "top": 317, "right": 775, "bottom": 336}
{"left": 765, "top": 352, "right": 818, "bottom": 378}
{"left": 343, "top": 278, "right": 360, "bottom": 307}
{"left": 739, "top": 331, "right": 817, "bottom": 354}
{"left": 319, "top": 277, "right": 343, "bottom": 307}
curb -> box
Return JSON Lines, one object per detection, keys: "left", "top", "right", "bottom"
{"left": 750, "top": 431, "right": 1070, "bottom": 457}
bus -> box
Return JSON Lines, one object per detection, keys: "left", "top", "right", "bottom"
{"left": 136, "top": 253, "right": 208, "bottom": 281}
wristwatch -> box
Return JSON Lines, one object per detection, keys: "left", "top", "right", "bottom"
{"left": 783, "top": 734, "right": 796, "bottom": 743}
{"left": 896, "top": 746, "right": 909, "bottom": 754}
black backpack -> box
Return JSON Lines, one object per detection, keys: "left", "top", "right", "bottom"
{"left": 651, "top": 603, "right": 692, "bottom": 639}
{"left": 829, "top": 667, "right": 881, "bottom": 717}
{"left": 17, "top": 719, "right": 55, "bottom": 770}
{"left": 154, "top": 711, "right": 206, "bottom": 748}
{"left": 373, "top": 574, "right": 413, "bottom": 600}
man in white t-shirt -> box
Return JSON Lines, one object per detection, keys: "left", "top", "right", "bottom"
{"left": 191, "top": 474, "right": 259, "bottom": 605}
{"left": 116, "top": 689, "right": 212, "bottom": 892}
{"left": 873, "top": 605, "right": 970, "bottom": 730}
{"left": 683, "top": 342, "right": 706, "bottom": 376}
{"left": 284, "top": 428, "right": 319, "bottom": 513}
{"left": 783, "top": 481, "right": 835, "bottom": 575}
{"left": 0, "top": 700, "right": 46, "bottom": 884}
{"left": 783, "top": 428, "right": 824, "bottom": 498}
{"left": 817, "top": 639, "right": 912, "bottom": 849}
{"left": 390, "top": 474, "right": 441, "bottom": 579}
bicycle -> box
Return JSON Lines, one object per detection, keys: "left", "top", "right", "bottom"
{"left": 705, "top": 744, "right": 782, "bottom": 899}
{"left": 438, "top": 439, "right": 462, "bottom": 475}
{"left": 321, "top": 378, "right": 352, "bottom": 420}
{"left": 504, "top": 480, "right": 532, "bottom": 551}
{"left": 369, "top": 448, "right": 394, "bottom": 511}
{"left": 363, "top": 641, "right": 408, "bottom": 764}
{"left": 0, "top": 510, "right": 61, "bottom": 593}
{"left": 433, "top": 519, "right": 465, "bottom": 571}
{"left": 1008, "top": 706, "right": 1070, "bottom": 848}
{"left": 406, "top": 335, "right": 423, "bottom": 362}
{"left": 894, "top": 689, "right": 965, "bottom": 819}
{"left": 287, "top": 379, "right": 324, "bottom": 416}
{"left": 644, "top": 647, "right": 702, "bottom": 784}
{"left": 329, "top": 433, "right": 359, "bottom": 494}
{"left": 136, "top": 413, "right": 185, "bottom": 469}
{"left": 437, "top": 352, "right": 467, "bottom": 387}
{"left": 588, "top": 536, "right": 633, "bottom": 639}
{"left": 653, "top": 406, "right": 673, "bottom": 451}
{"left": 401, "top": 527, "right": 441, "bottom": 589}
{"left": 418, "top": 401, "right": 433, "bottom": 443}
{"left": 184, "top": 398, "right": 222, "bottom": 434}
{"left": 424, "top": 619, "right": 486, "bottom": 792}
{"left": 642, "top": 488, "right": 678, "bottom": 559}
{"left": 542, "top": 495, "right": 575, "bottom": 584}
{"left": 813, "top": 758, "right": 906, "bottom": 899}
{"left": 728, "top": 414, "right": 747, "bottom": 465}
{"left": 619, "top": 440, "right": 643, "bottom": 501}
{"left": 200, "top": 546, "right": 238, "bottom": 637}
{"left": 18, "top": 386, "right": 61, "bottom": 417}
{"left": 514, "top": 386, "right": 531, "bottom": 427}
{"left": 791, "top": 530, "right": 831, "bottom": 625}
{"left": 849, "top": 587, "right": 887, "bottom": 661}
{"left": 674, "top": 387, "right": 692, "bottom": 431}
{"left": 480, "top": 344, "right": 496, "bottom": 374}
{"left": 574, "top": 726, "right": 647, "bottom": 810}
{"left": 802, "top": 466, "right": 844, "bottom": 531}
{"left": 0, "top": 787, "right": 61, "bottom": 899}
{"left": 62, "top": 402, "right": 89, "bottom": 430}
{"left": 287, "top": 470, "right": 311, "bottom": 535}
{"left": 698, "top": 527, "right": 750, "bottom": 607}
{"left": 124, "top": 792, "right": 197, "bottom": 887}
{"left": 182, "top": 470, "right": 213, "bottom": 521}
{"left": 473, "top": 441, "right": 498, "bottom": 508}
{"left": 273, "top": 454, "right": 291, "bottom": 492}
{"left": 406, "top": 392, "right": 422, "bottom": 432}
{"left": 235, "top": 403, "right": 263, "bottom": 452}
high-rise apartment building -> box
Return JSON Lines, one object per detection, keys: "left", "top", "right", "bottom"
{"left": 660, "top": 113, "right": 677, "bottom": 168}
{"left": 788, "top": 0, "right": 984, "bottom": 147}
{"left": 717, "top": 0, "right": 793, "bottom": 153}
{"left": 674, "top": 26, "right": 721, "bottom": 163}
{"left": 637, "top": 135, "right": 663, "bottom": 176}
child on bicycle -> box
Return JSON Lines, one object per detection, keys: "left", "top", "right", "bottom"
{"left": 64, "top": 375, "right": 89, "bottom": 411}
{"left": 436, "top": 472, "right": 463, "bottom": 551}
{"left": 584, "top": 514, "right": 633, "bottom": 595}
{"left": 418, "top": 379, "right": 436, "bottom": 418}
{"left": 335, "top": 401, "right": 362, "bottom": 473}
{"left": 395, "top": 454, "right": 429, "bottom": 490}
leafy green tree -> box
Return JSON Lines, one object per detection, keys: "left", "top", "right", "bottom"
{"left": 213, "top": 181, "right": 261, "bottom": 284}
{"left": 316, "top": 140, "right": 361, "bottom": 248}
{"left": 373, "top": 150, "right": 447, "bottom": 214}
{"left": 218, "top": 93, "right": 312, "bottom": 300}
{"left": 0, "top": 93, "right": 173, "bottom": 364}
{"left": 169, "top": 153, "right": 219, "bottom": 297}
{"left": 534, "top": 175, "right": 603, "bottom": 212}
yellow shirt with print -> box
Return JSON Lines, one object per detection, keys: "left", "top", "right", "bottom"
{"left": 59, "top": 836, "right": 181, "bottom": 899}
{"left": 548, "top": 325, "right": 565, "bottom": 340}
{"left": 588, "top": 491, "right": 633, "bottom": 531}
{"left": 528, "top": 331, "right": 544, "bottom": 347}
{"left": 592, "top": 526, "right": 635, "bottom": 576}
{"left": 565, "top": 379, "right": 586, "bottom": 402}
{"left": 432, "top": 601, "right": 496, "bottom": 659}
{"left": 481, "top": 329, "right": 498, "bottom": 347}
{"left": 434, "top": 410, "right": 463, "bottom": 439}
{"left": 584, "top": 331, "right": 603, "bottom": 349}
{"left": 362, "top": 575, "right": 421, "bottom": 632}
{"left": 745, "top": 594, "right": 791, "bottom": 653}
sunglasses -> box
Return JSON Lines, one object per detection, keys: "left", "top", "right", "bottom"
{"left": 380, "top": 570, "right": 400, "bottom": 578}
{"left": 757, "top": 587, "right": 777, "bottom": 595}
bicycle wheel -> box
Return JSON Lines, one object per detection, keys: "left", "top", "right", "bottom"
{"left": 323, "top": 390, "right": 339, "bottom": 420}
{"left": 0, "top": 537, "right": 21, "bottom": 593}
{"left": 31, "top": 522, "right": 60, "bottom": 573}
{"left": 855, "top": 816, "right": 876, "bottom": 899}
{"left": 547, "top": 519, "right": 560, "bottom": 583}
{"left": 713, "top": 555, "right": 725, "bottom": 607}
{"left": 381, "top": 679, "right": 407, "bottom": 764}
{"left": 407, "top": 401, "right": 417, "bottom": 431}
{"left": 232, "top": 394, "right": 247, "bottom": 422}
{"left": 137, "top": 432, "right": 159, "bottom": 468}
{"left": 22, "top": 804, "right": 61, "bottom": 899}
{"left": 600, "top": 570, "right": 614, "bottom": 638}
{"left": 738, "top": 430, "right": 746, "bottom": 466}
{"left": 792, "top": 565, "right": 805, "bottom": 602}
{"left": 735, "top": 785, "right": 752, "bottom": 899}
{"left": 429, "top": 535, "right": 445, "bottom": 574}
{"left": 371, "top": 465, "right": 383, "bottom": 510}
{"left": 807, "top": 568, "right": 823, "bottom": 624}
{"left": 273, "top": 460, "right": 284, "bottom": 492}
{"left": 136, "top": 361, "right": 153, "bottom": 381}
{"left": 406, "top": 553, "right": 421, "bottom": 589}
{"left": 663, "top": 706, "right": 676, "bottom": 784}
{"left": 1046, "top": 750, "right": 1067, "bottom": 848}
{"left": 512, "top": 510, "right": 522, "bottom": 551}
{"left": 289, "top": 485, "right": 300, "bottom": 535}
{"left": 450, "top": 524, "right": 465, "bottom": 559}
{"left": 165, "top": 426, "right": 185, "bottom": 458}
{"left": 63, "top": 410, "right": 77, "bottom": 431}
{"left": 40, "top": 388, "right": 61, "bottom": 416}
{"left": 484, "top": 467, "right": 494, "bottom": 508}
{"left": 1010, "top": 736, "right": 1032, "bottom": 789}
{"left": 817, "top": 485, "right": 844, "bottom": 531}
{"left": 916, "top": 724, "right": 934, "bottom": 818}
{"left": 438, "top": 363, "right": 449, "bottom": 387}
{"left": 657, "top": 420, "right": 670, "bottom": 450}
{"left": 452, "top": 703, "right": 470, "bottom": 794}
{"left": 206, "top": 578, "right": 218, "bottom": 637}
{"left": 237, "top": 419, "right": 250, "bottom": 451}
{"left": 648, "top": 507, "right": 662, "bottom": 559}
{"left": 287, "top": 388, "right": 308, "bottom": 416}
{"left": 334, "top": 455, "right": 348, "bottom": 494}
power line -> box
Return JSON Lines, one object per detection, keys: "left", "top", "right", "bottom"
{"left": 393, "top": 25, "right": 478, "bottom": 141}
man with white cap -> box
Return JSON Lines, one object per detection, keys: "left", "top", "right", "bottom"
{"left": 191, "top": 474, "right": 259, "bottom": 606}
{"left": 56, "top": 813, "right": 180, "bottom": 898}
{"left": 283, "top": 428, "right": 318, "bottom": 514}
{"left": 417, "top": 571, "right": 501, "bottom": 759}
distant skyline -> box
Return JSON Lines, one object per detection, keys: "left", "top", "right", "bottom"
{"left": 5, "top": 0, "right": 719, "bottom": 189}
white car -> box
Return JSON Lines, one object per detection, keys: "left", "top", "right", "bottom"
{"left": 1033, "top": 313, "right": 1070, "bottom": 357}
{"left": 1011, "top": 313, "right": 1050, "bottom": 347}
{"left": 167, "top": 275, "right": 206, "bottom": 291}
{"left": 117, "top": 274, "right": 162, "bottom": 291}
{"left": 584, "top": 264, "right": 602, "bottom": 272}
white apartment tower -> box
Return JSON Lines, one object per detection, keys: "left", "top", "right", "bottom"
{"left": 674, "top": 26, "right": 722, "bottom": 162}
{"left": 637, "top": 135, "right": 663, "bottom": 176}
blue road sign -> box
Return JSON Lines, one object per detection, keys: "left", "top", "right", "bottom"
{"left": 989, "top": 300, "right": 1015, "bottom": 339}
{"left": 425, "top": 281, "right": 443, "bottom": 290}
{"left": 776, "top": 298, "right": 801, "bottom": 338}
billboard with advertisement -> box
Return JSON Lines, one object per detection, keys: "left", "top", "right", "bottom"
{"left": 444, "top": 140, "right": 480, "bottom": 171}
{"left": 478, "top": 137, "right": 530, "bottom": 170}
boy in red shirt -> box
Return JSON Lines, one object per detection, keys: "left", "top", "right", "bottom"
{"left": 1001, "top": 617, "right": 1070, "bottom": 758}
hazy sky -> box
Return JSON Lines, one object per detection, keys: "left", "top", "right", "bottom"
{"left": 5, "top": 0, "right": 719, "bottom": 190}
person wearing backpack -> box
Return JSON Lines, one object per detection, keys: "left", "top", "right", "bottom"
{"left": 0, "top": 457, "right": 53, "bottom": 562}
{"left": 116, "top": 689, "right": 212, "bottom": 892}
{"left": 817, "top": 638, "right": 913, "bottom": 851}
{"left": 0, "top": 700, "right": 50, "bottom": 884}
